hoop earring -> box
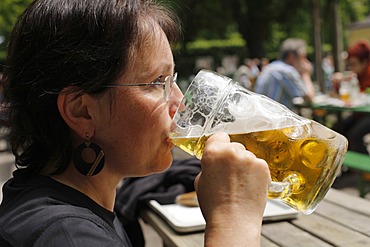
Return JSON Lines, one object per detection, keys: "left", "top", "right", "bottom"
{"left": 73, "top": 135, "right": 105, "bottom": 176}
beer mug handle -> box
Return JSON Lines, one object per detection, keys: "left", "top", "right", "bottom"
{"left": 268, "top": 174, "right": 302, "bottom": 199}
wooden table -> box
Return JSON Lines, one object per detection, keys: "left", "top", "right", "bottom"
{"left": 141, "top": 189, "right": 370, "bottom": 247}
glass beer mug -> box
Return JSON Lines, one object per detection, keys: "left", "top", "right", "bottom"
{"left": 169, "top": 70, "right": 348, "bottom": 214}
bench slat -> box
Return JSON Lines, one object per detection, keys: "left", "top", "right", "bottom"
{"left": 342, "top": 150, "right": 370, "bottom": 197}
{"left": 343, "top": 151, "right": 370, "bottom": 173}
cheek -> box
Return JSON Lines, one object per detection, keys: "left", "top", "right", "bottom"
{"left": 100, "top": 94, "right": 173, "bottom": 175}
{"left": 353, "top": 66, "right": 364, "bottom": 75}
{"left": 124, "top": 104, "right": 173, "bottom": 171}
{"left": 360, "top": 63, "right": 368, "bottom": 73}
{"left": 115, "top": 97, "right": 169, "bottom": 143}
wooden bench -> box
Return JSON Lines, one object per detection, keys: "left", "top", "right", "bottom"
{"left": 343, "top": 150, "right": 370, "bottom": 197}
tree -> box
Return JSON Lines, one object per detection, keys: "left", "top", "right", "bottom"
{"left": 170, "top": 0, "right": 234, "bottom": 49}
{"left": 2, "top": 0, "right": 370, "bottom": 65}
{"left": 172, "top": 0, "right": 316, "bottom": 58}
{"left": 172, "top": 0, "right": 370, "bottom": 59}
{"left": 227, "top": 0, "right": 340, "bottom": 59}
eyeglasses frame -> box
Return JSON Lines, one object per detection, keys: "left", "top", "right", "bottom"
{"left": 104, "top": 72, "right": 178, "bottom": 102}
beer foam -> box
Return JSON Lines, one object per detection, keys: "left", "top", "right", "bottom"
{"left": 205, "top": 87, "right": 310, "bottom": 135}
{"left": 172, "top": 70, "right": 310, "bottom": 138}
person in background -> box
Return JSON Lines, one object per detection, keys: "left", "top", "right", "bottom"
{"left": 0, "top": 0, "right": 271, "bottom": 246}
{"left": 348, "top": 40, "right": 370, "bottom": 91}
{"left": 322, "top": 53, "right": 335, "bottom": 93}
{"left": 234, "top": 63, "right": 253, "bottom": 89}
{"left": 246, "top": 58, "right": 261, "bottom": 78}
{"left": 260, "top": 57, "right": 270, "bottom": 71}
{"left": 332, "top": 40, "right": 370, "bottom": 155}
{"left": 332, "top": 40, "right": 370, "bottom": 93}
{"left": 254, "top": 38, "right": 315, "bottom": 110}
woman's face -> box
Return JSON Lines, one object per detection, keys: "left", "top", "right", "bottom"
{"left": 95, "top": 27, "right": 183, "bottom": 177}
{"left": 347, "top": 57, "right": 369, "bottom": 76}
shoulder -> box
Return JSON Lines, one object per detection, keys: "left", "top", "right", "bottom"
{"left": 258, "top": 61, "right": 291, "bottom": 78}
{"left": 1, "top": 203, "right": 128, "bottom": 246}
{"left": 265, "top": 61, "right": 302, "bottom": 84}
{"left": 33, "top": 210, "right": 127, "bottom": 246}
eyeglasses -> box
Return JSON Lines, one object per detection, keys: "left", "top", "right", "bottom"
{"left": 104, "top": 72, "right": 177, "bottom": 102}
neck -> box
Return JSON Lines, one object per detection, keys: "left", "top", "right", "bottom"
{"left": 52, "top": 165, "right": 120, "bottom": 211}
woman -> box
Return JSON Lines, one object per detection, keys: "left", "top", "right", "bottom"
{"left": 332, "top": 41, "right": 370, "bottom": 154}
{"left": 0, "top": 0, "right": 270, "bottom": 246}
{"left": 347, "top": 40, "right": 370, "bottom": 91}
{"left": 332, "top": 40, "right": 370, "bottom": 93}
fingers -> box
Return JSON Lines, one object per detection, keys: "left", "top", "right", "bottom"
{"left": 299, "top": 58, "right": 313, "bottom": 75}
{"left": 195, "top": 131, "right": 271, "bottom": 199}
{"left": 194, "top": 132, "right": 271, "bottom": 245}
{"left": 203, "top": 132, "right": 259, "bottom": 165}
{"left": 206, "top": 132, "right": 230, "bottom": 143}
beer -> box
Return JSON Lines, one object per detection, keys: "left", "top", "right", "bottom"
{"left": 170, "top": 124, "right": 339, "bottom": 212}
{"left": 169, "top": 69, "right": 347, "bottom": 214}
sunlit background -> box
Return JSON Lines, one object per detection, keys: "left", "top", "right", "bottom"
{"left": 1, "top": 0, "right": 370, "bottom": 92}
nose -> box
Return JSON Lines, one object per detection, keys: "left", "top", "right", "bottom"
{"left": 169, "top": 82, "right": 184, "bottom": 119}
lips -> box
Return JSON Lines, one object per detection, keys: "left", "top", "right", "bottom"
{"left": 171, "top": 116, "right": 182, "bottom": 131}
{"left": 164, "top": 136, "right": 175, "bottom": 148}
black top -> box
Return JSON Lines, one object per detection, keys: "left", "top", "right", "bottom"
{"left": 0, "top": 169, "right": 132, "bottom": 246}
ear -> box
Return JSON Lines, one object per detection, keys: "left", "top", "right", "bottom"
{"left": 57, "top": 87, "right": 96, "bottom": 139}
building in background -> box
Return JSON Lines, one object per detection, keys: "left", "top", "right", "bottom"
{"left": 347, "top": 16, "right": 370, "bottom": 46}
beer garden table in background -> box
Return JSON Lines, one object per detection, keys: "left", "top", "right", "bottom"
{"left": 293, "top": 95, "right": 370, "bottom": 196}
{"left": 293, "top": 94, "right": 370, "bottom": 126}
{"left": 140, "top": 188, "right": 370, "bottom": 247}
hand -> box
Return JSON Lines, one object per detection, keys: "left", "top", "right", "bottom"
{"left": 194, "top": 132, "right": 271, "bottom": 246}
{"left": 298, "top": 57, "right": 313, "bottom": 76}
{"left": 331, "top": 71, "right": 356, "bottom": 94}
{"left": 331, "top": 72, "right": 343, "bottom": 93}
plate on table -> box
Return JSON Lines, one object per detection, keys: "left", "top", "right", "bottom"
{"left": 148, "top": 199, "right": 299, "bottom": 233}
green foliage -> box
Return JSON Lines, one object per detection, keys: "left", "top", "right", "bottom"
{"left": 0, "top": 0, "right": 32, "bottom": 62}
{"left": 170, "top": 0, "right": 234, "bottom": 41}
{"left": 341, "top": 0, "right": 368, "bottom": 22}
{"left": 350, "top": 0, "right": 369, "bottom": 18}
{"left": 1, "top": 0, "right": 370, "bottom": 75}
{"left": 186, "top": 32, "right": 245, "bottom": 50}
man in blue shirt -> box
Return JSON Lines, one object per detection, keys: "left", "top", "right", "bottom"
{"left": 254, "top": 38, "right": 315, "bottom": 109}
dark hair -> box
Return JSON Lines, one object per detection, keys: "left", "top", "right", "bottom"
{"left": 347, "top": 40, "right": 370, "bottom": 62}
{"left": 2, "top": 0, "right": 180, "bottom": 175}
